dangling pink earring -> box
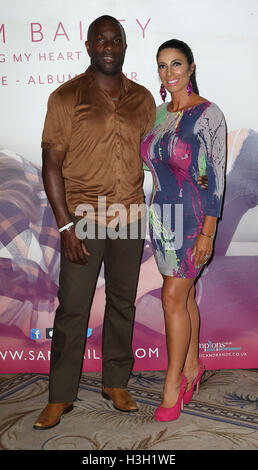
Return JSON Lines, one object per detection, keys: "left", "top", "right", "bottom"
{"left": 160, "top": 84, "right": 167, "bottom": 102}
{"left": 186, "top": 80, "right": 193, "bottom": 96}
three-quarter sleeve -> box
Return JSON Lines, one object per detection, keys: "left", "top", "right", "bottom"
{"left": 41, "top": 91, "right": 72, "bottom": 152}
{"left": 198, "top": 104, "right": 226, "bottom": 218}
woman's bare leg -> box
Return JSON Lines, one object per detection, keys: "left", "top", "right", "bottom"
{"left": 183, "top": 284, "right": 201, "bottom": 390}
{"left": 160, "top": 276, "right": 195, "bottom": 408}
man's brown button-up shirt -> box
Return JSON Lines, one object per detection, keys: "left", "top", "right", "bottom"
{"left": 41, "top": 66, "right": 156, "bottom": 225}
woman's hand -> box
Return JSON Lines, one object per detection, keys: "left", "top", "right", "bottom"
{"left": 192, "top": 233, "right": 213, "bottom": 268}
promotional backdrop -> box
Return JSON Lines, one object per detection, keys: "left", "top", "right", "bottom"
{"left": 1, "top": 0, "right": 258, "bottom": 373}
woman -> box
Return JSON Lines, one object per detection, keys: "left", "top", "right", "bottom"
{"left": 140, "top": 39, "right": 226, "bottom": 421}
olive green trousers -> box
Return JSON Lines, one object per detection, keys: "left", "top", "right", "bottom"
{"left": 49, "top": 218, "right": 145, "bottom": 402}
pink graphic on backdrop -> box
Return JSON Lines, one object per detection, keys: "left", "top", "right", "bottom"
{"left": 0, "top": 133, "right": 258, "bottom": 372}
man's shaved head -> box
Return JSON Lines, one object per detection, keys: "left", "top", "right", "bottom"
{"left": 87, "top": 15, "right": 126, "bottom": 45}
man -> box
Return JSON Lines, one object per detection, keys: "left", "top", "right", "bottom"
{"left": 33, "top": 15, "right": 156, "bottom": 429}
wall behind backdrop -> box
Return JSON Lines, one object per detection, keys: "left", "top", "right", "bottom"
{"left": 1, "top": 0, "right": 258, "bottom": 373}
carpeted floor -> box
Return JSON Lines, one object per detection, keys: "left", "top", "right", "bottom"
{"left": 0, "top": 369, "right": 258, "bottom": 451}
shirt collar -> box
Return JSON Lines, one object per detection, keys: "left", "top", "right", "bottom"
{"left": 85, "top": 66, "right": 131, "bottom": 94}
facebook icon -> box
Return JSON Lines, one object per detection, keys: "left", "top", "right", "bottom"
{"left": 30, "top": 329, "right": 42, "bottom": 340}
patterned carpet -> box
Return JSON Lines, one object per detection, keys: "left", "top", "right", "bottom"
{"left": 0, "top": 369, "right": 258, "bottom": 451}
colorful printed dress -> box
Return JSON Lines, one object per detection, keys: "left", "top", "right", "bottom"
{"left": 140, "top": 101, "right": 226, "bottom": 278}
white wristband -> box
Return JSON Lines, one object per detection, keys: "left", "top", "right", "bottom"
{"left": 58, "top": 222, "right": 74, "bottom": 233}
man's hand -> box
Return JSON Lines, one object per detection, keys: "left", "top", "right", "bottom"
{"left": 61, "top": 228, "right": 90, "bottom": 264}
{"left": 197, "top": 174, "right": 208, "bottom": 189}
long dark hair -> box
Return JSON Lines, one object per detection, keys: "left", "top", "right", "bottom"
{"left": 156, "top": 39, "right": 199, "bottom": 95}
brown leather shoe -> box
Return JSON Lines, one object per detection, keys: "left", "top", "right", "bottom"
{"left": 102, "top": 387, "right": 138, "bottom": 412}
{"left": 33, "top": 402, "right": 73, "bottom": 430}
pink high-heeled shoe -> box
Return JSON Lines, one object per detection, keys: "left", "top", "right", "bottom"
{"left": 154, "top": 375, "right": 187, "bottom": 422}
{"left": 183, "top": 360, "right": 205, "bottom": 405}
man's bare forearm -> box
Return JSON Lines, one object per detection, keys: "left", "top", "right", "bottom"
{"left": 42, "top": 148, "right": 71, "bottom": 229}
{"left": 42, "top": 149, "right": 90, "bottom": 263}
